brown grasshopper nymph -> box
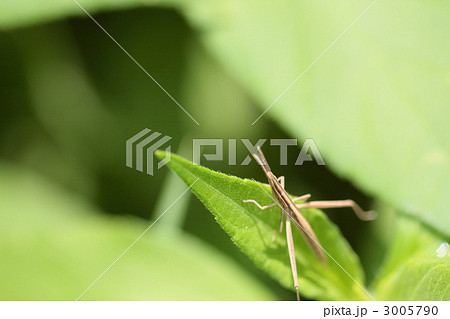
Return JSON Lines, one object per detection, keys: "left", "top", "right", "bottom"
{"left": 243, "top": 147, "right": 376, "bottom": 301}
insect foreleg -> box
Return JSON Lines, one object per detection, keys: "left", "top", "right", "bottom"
{"left": 272, "top": 211, "right": 285, "bottom": 242}
{"left": 292, "top": 194, "right": 312, "bottom": 202}
{"left": 242, "top": 199, "right": 277, "bottom": 210}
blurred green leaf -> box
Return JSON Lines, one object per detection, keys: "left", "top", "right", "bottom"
{"left": 0, "top": 0, "right": 163, "bottom": 29}
{"left": 177, "top": 0, "right": 450, "bottom": 236}
{"left": 0, "top": 161, "right": 276, "bottom": 300}
{"left": 12, "top": 14, "right": 194, "bottom": 217}
{"left": 376, "top": 259, "right": 450, "bottom": 301}
{"left": 373, "top": 217, "right": 450, "bottom": 300}
{"left": 153, "top": 141, "right": 193, "bottom": 233}
{"left": 156, "top": 151, "right": 371, "bottom": 300}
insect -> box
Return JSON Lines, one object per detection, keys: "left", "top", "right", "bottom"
{"left": 243, "top": 147, "right": 376, "bottom": 300}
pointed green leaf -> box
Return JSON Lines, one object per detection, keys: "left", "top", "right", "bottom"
{"left": 156, "top": 151, "right": 371, "bottom": 300}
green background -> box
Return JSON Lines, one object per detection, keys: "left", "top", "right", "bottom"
{"left": 0, "top": 0, "right": 448, "bottom": 300}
